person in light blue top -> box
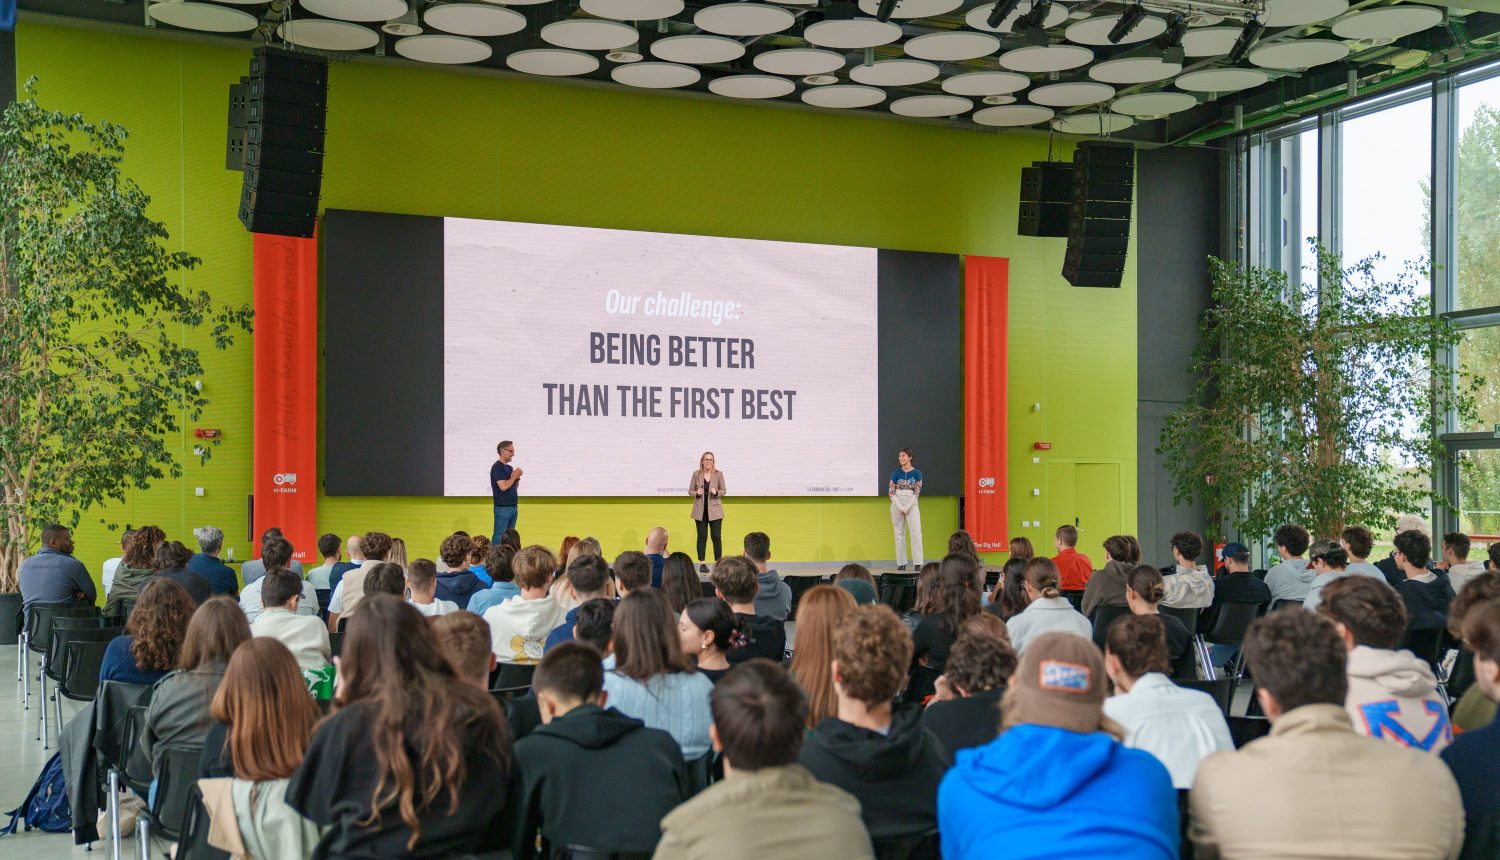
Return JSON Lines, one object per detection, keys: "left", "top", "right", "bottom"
{"left": 601, "top": 590, "right": 714, "bottom": 760}
{"left": 466, "top": 542, "right": 522, "bottom": 617}
{"left": 889, "top": 448, "right": 924, "bottom": 571}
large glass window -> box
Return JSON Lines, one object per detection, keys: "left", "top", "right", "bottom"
{"left": 1455, "top": 74, "right": 1500, "bottom": 312}
{"left": 1456, "top": 326, "right": 1500, "bottom": 432}
{"left": 1457, "top": 448, "right": 1500, "bottom": 537}
{"left": 1341, "top": 96, "right": 1432, "bottom": 288}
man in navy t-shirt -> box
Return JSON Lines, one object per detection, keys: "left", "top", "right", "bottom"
{"left": 491, "top": 440, "right": 523, "bottom": 543}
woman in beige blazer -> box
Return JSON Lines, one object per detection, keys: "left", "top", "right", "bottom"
{"left": 689, "top": 452, "right": 726, "bottom": 574}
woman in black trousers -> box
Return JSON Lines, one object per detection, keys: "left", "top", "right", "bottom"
{"left": 689, "top": 452, "right": 726, "bottom": 574}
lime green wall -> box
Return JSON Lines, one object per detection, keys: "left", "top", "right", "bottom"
{"left": 15, "top": 23, "right": 1136, "bottom": 577}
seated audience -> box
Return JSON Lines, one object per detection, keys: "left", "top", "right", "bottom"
{"left": 1189, "top": 609, "right": 1464, "bottom": 859}
{"left": 834, "top": 563, "right": 878, "bottom": 606}
{"left": 151, "top": 540, "right": 212, "bottom": 606}
{"left": 19, "top": 524, "right": 95, "bottom": 615}
{"left": 1051, "top": 524, "right": 1093, "bottom": 591}
{"left": 1005, "top": 557, "right": 1092, "bottom": 654}
{"left": 1093, "top": 565, "right": 1191, "bottom": 663}
{"left": 802, "top": 604, "right": 950, "bottom": 840}
{"left": 326, "top": 531, "right": 394, "bottom": 629}
{"left": 103, "top": 530, "right": 130, "bottom": 598}
{"left": 679, "top": 597, "right": 738, "bottom": 684}
{"left": 948, "top": 530, "right": 986, "bottom": 594}
{"left": 555, "top": 538, "right": 604, "bottom": 611}
{"left": 611, "top": 550, "right": 652, "bottom": 600}
{"left": 661, "top": 552, "right": 702, "bottom": 616}
{"left": 484, "top": 545, "right": 566, "bottom": 665}
{"left": 1303, "top": 538, "right": 1376, "bottom": 611}
{"left": 405, "top": 558, "right": 459, "bottom": 618}
{"left": 239, "top": 526, "right": 305, "bottom": 584}
{"left": 1450, "top": 572, "right": 1500, "bottom": 732}
{"left": 602, "top": 591, "right": 714, "bottom": 760}
{"left": 305, "top": 532, "right": 342, "bottom": 591}
{"left": 1378, "top": 515, "right": 1431, "bottom": 588}
{"left": 645, "top": 526, "right": 670, "bottom": 589}
{"left": 286, "top": 594, "right": 512, "bottom": 857}
{"left": 713, "top": 556, "right": 787, "bottom": 665}
{"left": 556, "top": 536, "right": 581, "bottom": 576}
{"left": 1103, "top": 615, "right": 1232, "bottom": 789}
{"left": 787, "top": 585, "right": 858, "bottom": 727}
{"left": 329, "top": 535, "right": 362, "bottom": 593}
{"left": 104, "top": 525, "right": 166, "bottom": 617}
{"left": 240, "top": 536, "right": 318, "bottom": 624}
{"left": 1317, "top": 575, "right": 1452, "bottom": 752}
{"left": 922, "top": 627, "right": 1016, "bottom": 757}
{"left": 187, "top": 526, "right": 239, "bottom": 596}
{"left": 433, "top": 533, "right": 486, "bottom": 610}
{"left": 388, "top": 537, "right": 410, "bottom": 569}
{"left": 510, "top": 642, "right": 689, "bottom": 859}
{"left": 466, "top": 543, "right": 520, "bottom": 616}
{"left": 744, "top": 532, "right": 791, "bottom": 622}
{"left": 1442, "top": 597, "right": 1500, "bottom": 860}
{"left": 939, "top": 631, "right": 1179, "bottom": 859}
{"left": 1161, "top": 531, "right": 1214, "bottom": 609}
{"left": 1009, "top": 536, "right": 1034, "bottom": 562}
{"left": 1340, "top": 525, "right": 1386, "bottom": 581}
{"left": 654, "top": 661, "right": 873, "bottom": 860}
{"left": 251, "top": 568, "right": 332, "bottom": 671}
{"left": 100, "top": 577, "right": 195, "bottom": 685}
{"left": 544, "top": 554, "right": 612, "bottom": 651}
{"left": 143, "top": 597, "right": 251, "bottom": 779}
{"left": 987, "top": 557, "right": 1030, "bottom": 623}
{"left": 1201, "top": 542, "right": 1271, "bottom": 664}
{"left": 432, "top": 611, "right": 497, "bottom": 691}
{"left": 903, "top": 561, "right": 941, "bottom": 631}
{"left": 499, "top": 528, "right": 522, "bottom": 552}
{"left": 1081, "top": 535, "right": 1137, "bottom": 618}
{"left": 202, "top": 637, "right": 320, "bottom": 783}
{"left": 1394, "top": 529, "right": 1457, "bottom": 632}
{"left": 574, "top": 597, "right": 615, "bottom": 657}
{"left": 912, "top": 553, "right": 984, "bottom": 670}
{"left": 1264, "top": 523, "right": 1314, "bottom": 603}
{"left": 466, "top": 535, "right": 494, "bottom": 587}
{"left": 1444, "top": 531, "right": 1487, "bottom": 595}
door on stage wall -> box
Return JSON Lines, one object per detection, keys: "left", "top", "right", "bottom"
{"left": 1045, "top": 462, "right": 1123, "bottom": 553}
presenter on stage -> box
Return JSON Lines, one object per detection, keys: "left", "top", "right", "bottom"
{"left": 491, "top": 440, "right": 522, "bottom": 543}
{"left": 890, "top": 448, "right": 923, "bottom": 571}
{"left": 689, "top": 451, "right": 726, "bottom": 573}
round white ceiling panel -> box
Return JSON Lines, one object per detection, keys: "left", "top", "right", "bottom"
{"left": 299, "top": 0, "right": 407, "bottom": 22}
{"left": 998, "top": 43, "right": 1093, "bottom": 73}
{"left": 890, "top": 94, "right": 973, "bottom": 117}
{"left": 973, "top": 103, "right": 1054, "bottom": 126}
{"left": 804, "top": 17, "right": 903, "bottom": 48}
{"left": 148, "top": 2, "right": 258, "bottom": 31}
{"left": 651, "top": 34, "right": 745, "bottom": 64}
{"left": 541, "top": 18, "right": 639, "bottom": 50}
{"left": 848, "top": 58, "right": 939, "bottom": 85}
{"left": 506, "top": 47, "right": 600, "bottom": 76}
{"left": 423, "top": 3, "right": 525, "bottom": 37}
{"left": 1262, "top": 0, "right": 1347, "bottom": 27}
{"left": 856, "top": 0, "right": 961, "bottom": 19}
{"left": 965, "top": 0, "right": 1070, "bottom": 33}
{"left": 1111, "top": 91, "right": 1197, "bottom": 116}
{"left": 693, "top": 3, "right": 794, "bottom": 36}
{"left": 802, "top": 84, "right": 887, "bottom": 108}
{"left": 707, "top": 74, "right": 796, "bottom": 98}
{"left": 1332, "top": 5, "right": 1444, "bottom": 41}
{"left": 611, "top": 61, "right": 700, "bottom": 87}
{"left": 1181, "top": 25, "right": 1240, "bottom": 57}
{"left": 276, "top": 18, "right": 379, "bottom": 49}
{"left": 1248, "top": 38, "right": 1350, "bottom": 70}
{"left": 1174, "top": 67, "right": 1268, "bottom": 92}
{"left": 580, "top": 0, "right": 684, "bottom": 20}
{"left": 940, "top": 70, "right": 1029, "bottom": 96}
{"left": 1029, "top": 80, "right": 1115, "bottom": 106}
{"left": 394, "top": 33, "right": 492, "bottom": 63}
{"left": 1052, "top": 112, "right": 1134, "bottom": 134}
{"left": 754, "top": 48, "right": 845, "bottom": 76}
{"left": 1087, "top": 55, "right": 1181, "bottom": 84}
{"left": 904, "top": 31, "right": 1000, "bottom": 61}
{"left": 1065, "top": 13, "right": 1166, "bottom": 46}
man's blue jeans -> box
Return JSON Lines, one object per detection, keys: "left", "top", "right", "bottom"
{"left": 493, "top": 505, "right": 519, "bottom": 543}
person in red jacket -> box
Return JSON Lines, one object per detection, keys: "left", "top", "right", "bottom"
{"left": 1052, "top": 525, "right": 1093, "bottom": 592}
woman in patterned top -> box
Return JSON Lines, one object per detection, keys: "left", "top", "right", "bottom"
{"left": 890, "top": 448, "right": 924, "bottom": 571}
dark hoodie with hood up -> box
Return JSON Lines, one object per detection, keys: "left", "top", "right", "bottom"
{"left": 509, "top": 703, "right": 689, "bottom": 859}
{"left": 433, "top": 569, "right": 487, "bottom": 610}
{"left": 799, "top": 705, "right": 952, "bottom": 839}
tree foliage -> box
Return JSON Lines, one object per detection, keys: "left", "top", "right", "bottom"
{"left": 1159, "top": 243, "right": 1481, "bottom": 543}
{"left": 0, "top": 81, "right": 252, "bottom": 590}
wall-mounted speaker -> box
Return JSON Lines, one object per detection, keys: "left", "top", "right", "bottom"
{"left": 1018, "top": 161, "right": 1073, "bottom": 238}
{"left": 235, "top": 47, "right": 328, "bottom": 239}
{"left": 1062, "top": 142, "right": 1135, "bottom": 288}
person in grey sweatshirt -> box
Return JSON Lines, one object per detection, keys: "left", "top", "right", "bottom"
{"left": 1264, "top": 523, "right": 1315, "bottom": 603}
{"left": 744, "top": 531, "right": 791, "bottom": 622}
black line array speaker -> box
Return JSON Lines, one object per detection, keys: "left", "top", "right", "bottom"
{"left": 1018, "top": 160, "right": 1073, "bottom": 238}
{"left": 1062, "top": 142, "right": 1134, "bottom": 288}
{"left": 235, "top": 47, "right": 328, "bottom": 239}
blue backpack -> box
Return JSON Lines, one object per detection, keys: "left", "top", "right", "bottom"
{"left": 0, "top": 752, "right": 70, "bottom": 836}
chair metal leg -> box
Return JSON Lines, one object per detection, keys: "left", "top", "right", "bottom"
{"left": 38, "top": 655, "right": 49, "bottom": 747}
{"left": 55, "top": 685, "right": 65, "bottom": 742}
{"left": 137, "top": 817, "right": 150, "bottom": 860}
{"left": 16, "top": 633, "right": 22, "bottom": 682}
{"left": 109, "top": 769, "right": 122, "bottom": 860}
{"left": 22, "top": 648, "right": 30, "bottom": 709}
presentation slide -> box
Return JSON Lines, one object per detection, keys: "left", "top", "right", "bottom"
{"left": 441, "top": 217, "right": 880, "bottom": 497}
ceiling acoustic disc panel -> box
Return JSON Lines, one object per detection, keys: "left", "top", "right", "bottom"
{"left": 965, "top": 0, "right": 1069, "bottom": 33}
{"left": 694, "top": 3, "right": 794, "bottom": 36}
{"left": 1174, "top": 66, "right": 1268, "bottom": 93}
{"left": 148, "top": 2, "right": 258, "bottom": 31}
{"left": 1065, "top": 13, "right": 1166, "bottom": 46}
{"left": 542, "top": 18, "right": 639, "bottom": 50}
{"left": 754, "top": 48, "right": 845, "bottom": 76}
{"left": 999, "top": 43, "right": 1093, "bottom": 73}
{"left": 1181, "top": 25, "right": 1240, "bottom": 57}
{"left": 506, "top": 47, "right": 600, "bottom": 75}
{"left": 1262, "top": 0, "right": 1347, "bottom": 27}
{"left": 651, "top": 34, "right": 744, "bottom": 64}
{"left": 1029, "top": 80, "right": 1114, "bottom": 106}
{"left": 395, "top": 33, "right": 492, "bottom": 62}
{"left": 849, "top": 58, "right": 938, "bottom": 85}
{"left": 611, "top": 61, "right": 701, "bottom": 88}
{"left": 299, "top": 0, "right": 407, "bottom": 21}
{"left": 580, "top": 0, "right": 684, "bottom": 20}
{"left": 276, "top": 18, "right": 379, "bottom": 49}
{"left": 1052, "top": 112, "right": 1134, "bottom": 134}
{"left": 804, "top": 17, "right": 903, "bottom": 48}
{"left": 708, "top": 74, "right": 795, "bottom": 98}
{"left": 972, "top": 103, "right": 1054, "bottom": 126}
{"left": 1111, "top": 91, "right": 1196, "bottom": 116}
{"left": 801, "top": 84, "right": 886, "bottom": 108}
{"left": 1087, "top": 55, "right": 1180, "bottom": 84}
{"left": 424, "top": 3, "right": 525, "bottom": 37}
{"left": 856, "top": 0, "right": 960, "bottom": 19}
{"left": 941, "top": 70, "right": 1029, "bottom": 96}
{"left": 890, "top": 94, "right": 973, "bottom": 117}
{"left": 1249, "top": 38, "right": 1349, "bottom": 70}
{"left": 1332, "top": 5, "right": 1444, "bottom": 41}
{"left": 904, "top": 31, "right": 1000, "bottom": 61}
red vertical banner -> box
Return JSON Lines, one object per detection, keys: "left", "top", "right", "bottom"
{"left": 964, "top": 257, "right": 1009, "bottom": 552}
{"left": 253, "top": 232, "right": 318, "bottom": 563}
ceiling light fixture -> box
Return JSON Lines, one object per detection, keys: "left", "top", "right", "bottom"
{"left": 1228, "top": 16, "right": 1264, "bottom": 63}
{"left": 1152, "top": 11, "right": 1187, "bottom": 49}
{"left": 1015, "top": 0, "right": 1051, "bottom": 31}
{"left": 382, "top": 2, "right": 421, "bottom": 36}
{"left": 875, "top": 0, "right": 899, "bottom": 23}
{"left": 1107, "top": 2, "right": 1146, "bottom": 44}
{"left": 985, "top": 0, "right": 1021, "bottom": 31}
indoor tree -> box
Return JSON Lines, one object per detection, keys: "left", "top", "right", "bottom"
{"left": 1158, "top": 242, "right": 1481, "bottom": 543}
{"left": 0, "top": 81, "right": 252, "bottom": 592}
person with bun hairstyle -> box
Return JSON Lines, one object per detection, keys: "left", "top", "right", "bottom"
{"left": 678, "top": 597, "right": 738, "bottom": 685}
{"left": 1081, "top": 535, "right": 1137, "bottom": 619}
{"left": 1004, "top": 558, "right": 1092, "bottom": 655}
{"left": 1092, "top": 565, "right": 1192, "bottom": 662}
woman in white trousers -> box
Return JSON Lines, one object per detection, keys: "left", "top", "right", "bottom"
{"left": 889, "top": 448, "right": 924, "bottom": 571}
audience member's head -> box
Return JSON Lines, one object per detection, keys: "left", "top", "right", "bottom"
{"left": 194, "top": 526, "right": 225, "bottom": 556}
{"left": 962, "top": 611, "right": 1011, "bottom": 644}
{"left": 1274, "top": 524, "right": 1311, "bottom": 558}
{"left": 152, "top": 540, "right": 193, "bottom": 572}
{"left": 1104, "top": 614, "right": 1170, "bottom": 688}
{"left": 743, "top": 532, "right": 771, "bottom": 566}
{"left": 1443, "top": 531, "right": 1472, "bottom": 564}
{"left": 262, "top": 535, "right": 294, "bottom": 569}
{"left": 210, "top": 638, "right": 320, "bottom": 781}
{"left": 1103, "top": 535, "right": 1134, "bottom": 564}
{"left": 1394, "top": 529, "right": 1432, "bottom": 571}
{"left": 388, "top": 537, "right": 409, "bottom": 569}
{"left": 1395, "top": 513, "right": 1431, "bottom": 539}
{"left": 1023, "top": 557, "right": 1063, "bottom": 600}
{"left": 1244, "top": 608, "right": 1347, "bottom": 720}
{"left": 912, "top": 561, "right": 942, "bottom": 615}
{"left": 948, "top": 530, "right": 980, "bottom": 565}
{"left": 680, "top": 597, "right": 737, "bottom": 663}
{"left": 1448, "top": 571, "right": 1500, "bottom": 639}
{"left": 1317, "top": 575, "right": 1406, "bottom": 650}
{"left": 499, "top": 528, "right": 522, "bottom": 552}
{"left": 466, "top": 535, "right": 489, "bottom": 569}
{"left": 122, "top": 525, "right": 167, "bottom": 568}
{"left": 361, "top": 531, "right": 394, "bottom": 562}
{"left": 261, "top": 568, "right": 304, "bottom": 611}
{"left": 568, "top": 538, "right": 603, "bottom": 570}
{"left": 1219, "top": 542, "right": 1251, "bottom": 574}
{"left": 661, "top": 552, "right": 701, "bottom": 616}
{"left": 645, "top": 526, "right": 669, "bottom": 555}
{"left": 365, "top": 561, "right": 408, "bottom": 598}
{"left": 563, "top": 554, "right": 610, "bottom": 603}
{"left": 832, "top": 605, "right": 912, "bottom": 711}
{"left": 557, "top": 536, "right": 581, "bottom": 572}
{"left": 788, "top": 585, "right": 858, "bottom": 727}
{"left": 1124, "top": 565, "right": 1166, "bottom": 611}
{"left": 440, "top": 533, "right": 474, "bottom": 570}
{"left": 127, "top": 578, "right": 195, "bottom": 671}
{"left": 1308, "top": 538, "right": 1349, "bottom": 572}
{"left": 260, "top": 527, "right": 285, "bottom": 546}
{"left": 998, "top": 557, "right": 1031, "bottom": 620}
{"left": 1340, "top": 526, "right": 1375, "bottom": 561}
{"left": 179, "top": 595, "right": 252, "bottom": 671}
{"left": 347, "top": 534, "right": 363, "bottom": 561}
{"left": 835, "top": 563, "right": 875, "bottom": 586}
{"left": 1489, "top": 543, "right": 1500, "bottom": 571}
{"left": 835, "top": 578, "right": 878, "bottom": 606}
{"left": 405, "top": 559, "right": 439, "bottom": 600}
{"left": 574, "top": 598, "right": 615, "bottom": 655}
{"left": 1170, "top": 531, "right": 1203, "bottom": 566}
{"left": 613, "top": 590, "right": 691, "bottom": 682}
{"left": 316, "top": 532, "right": 341, "bottom": 561}
{"left": 432, "top": 611, "right": 496, "bottom": 691}
{"left": 946, "top": 629, "right": 1017, "bottom": 696}
{"left": 484, "top": 543, "right": 516, "bottom": 584}
{"left": 512, "top": 545, "right": 557, "bottom": 594}
{"left": 1124, "top": 535, "right": 1143, "bottom": 564}
{"left": 533, "top": 641, "right": 607, "bottom": 722}
{"left": 612, "top": 550, "right": 652, "bottom": 596}
{"left": 711, "top": 556, "right": 759, "bottom": 608}
{"left": 936, "top": 552, "right": 983, "bottom": 630}
{"left": 1461, "top": 598, "right": 1500, "bottom": 701}
{"left": 1002, "top": 632, "right": 1116, "bottom": 737}
{"left": 710, "top": 661, "right": 808, "bottom": 773}
{"left": 1055, "top": 524, "right": 1079, "bottom": 550}
{"left": 1008, "top": 536, "right": 1034, "bottom": 562}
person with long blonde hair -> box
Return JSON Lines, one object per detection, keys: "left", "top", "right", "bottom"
{"left": 789, "top": 585, "right": 858, "bottom": 728}
{"left": 689, "top": 451, "right": 726, "bottom": 573}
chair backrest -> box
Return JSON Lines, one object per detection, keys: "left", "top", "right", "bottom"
{"left": 902, "top": 664, "right": 944, "bottom": 705}
{"left": 1174, "top": 678, "right": 1234, "bottom": 717}
{"left": 1251, "top": 568, "right": 1268, "bottom": 581}
{"left": 108, "top": 598, "right": 137, "bottom": 628}
{"left": 1204, "top": 601, "right": 1265, "bottom": 645}
{"left": 1400, "top": 627, "right": 1449, "bottom": 674}
{"left": 1089, "top": 604, "right": 1133, "bottom": 649}
{"left": 684, "top": 752, "right": 714, "bottom": 796}
{"left": 495, "top": 662, "right": 537, "bottom": 691}
{"left": 878, "top": 573, "right": 919, "bottom": 613}
{"left": 94, "top": 680, "right": 154, "bottom": 772}
{"left": 1160, "top": 605, "right": 1199, "bottom": 630}
{"left": 61, "top": 638, "right": 114, "bottom": 702}
{"left": 328, "top": 630, "right": 344, "bottom": 658}
{"left": 1226, "top": 715, "right": 1272, "bottom": 749}
{"left": 315, "top": 588, "right": 331, "bottom": 610}
{"left": 120, "top": 703, "right": 155, "bottom": 793}
{"left": 150, "top": 745, "right": 206, "bottom": 841}
{"left": 872, "top": 828, "right": 940, "bottom": 860}
{"left": 1059, "top": 589, "right": 1086, "bottom": 611}
{"left": 1270, "top": 598, "right": 1303, "bottom": 612}
{"left": 699, "top": 580, "right": 716, "bottom": 599}
{"left": 26, "top": 602, "right": 98, "bottom": 651}
{"left": 983, "top": 570, "right": 1001, "bottom": 590}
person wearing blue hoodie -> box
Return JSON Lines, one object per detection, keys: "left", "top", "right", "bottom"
{"left": 434, "top": 532, "right": 487, "bottom": 610}
{"left": 938, "top": 631, "right": 1179, "bottom": 860}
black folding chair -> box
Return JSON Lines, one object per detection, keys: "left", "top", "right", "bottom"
{"left": 700, "top": 580, "right": 717, "bottom": 598}
{"left": 1089, "top": 604, "right": 1133, "bottom": 651}
{"left": 1160, "top": 605, "right": 1200, "bottom": 631}
{"left": 902, "top": 664, "right": 944, "bottom": 705}
{"left": 23, "top": 601, "right": 98, "bottom": 711}
{"left": 328, "top": 630, "right": 345, "bottom": 658}
{"left": 1250, "top": 569, "right": 1268, "bottom": 581}
{"left": 180, "top": 782, "right": 230, "bottom": 860}
{"left": 1269, "top": 598, "right": 1303, "bottom": 612}
{"left": 53, "top": 629, "right": 121, "bottom": 737}
{"left": 494, "top": 663, "right": 537, "bottom": 692}
{"left": 150, "top": 745, "right": 206, "bottom": 842}
{"left": 1174, "top": 678, "right": 1234, "bottom": 718}
{"left": 1202, "top": 601, "right": 1265, "bottom": 681}
{"left": 872, "top": 828, "right": 940, "bottom": 860}
{"left": 1060, "top": 589, "right": 1086, "bottom": 611}
{"left": 95, "top": 680, "right": 154, "bottom": 850}
{"left": 878, "top": 573, "right": 919, "bottom": 613}
{"left": 1400, "top": 627, "right": 1453, "bottom": 697}
{"left": 1227, "top": 715, "right": 1272, "bottom": 748}
{"left": 316, "top": 588, "right": 332, "bottom": 622}
{"left": 38, "top": 616, "right": 109, "bottom": 747}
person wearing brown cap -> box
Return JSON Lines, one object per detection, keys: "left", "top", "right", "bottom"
{"left": 937, "top": 631, "right": 1179, "bottom": 859}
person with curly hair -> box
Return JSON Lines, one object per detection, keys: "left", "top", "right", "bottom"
{"left": 434, "top": 532, "right": 486, "bottom": 610}
{"left": 142, "top": 597, "right": 251, "bottom": 782}
{"left": 1264, "top": 523, "right": 1314, "bottom": 603}
{"left": 104, "top": 524, "right": 167, "bottom": 617}
{"left": 922, "top": 629, "right": 1017, "bottom": 757}
{"left": 466, "top": 535, "right": 494, "bottom": 586}
{"left": 100, "top": 577, "right": 196, "bottom": 685}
